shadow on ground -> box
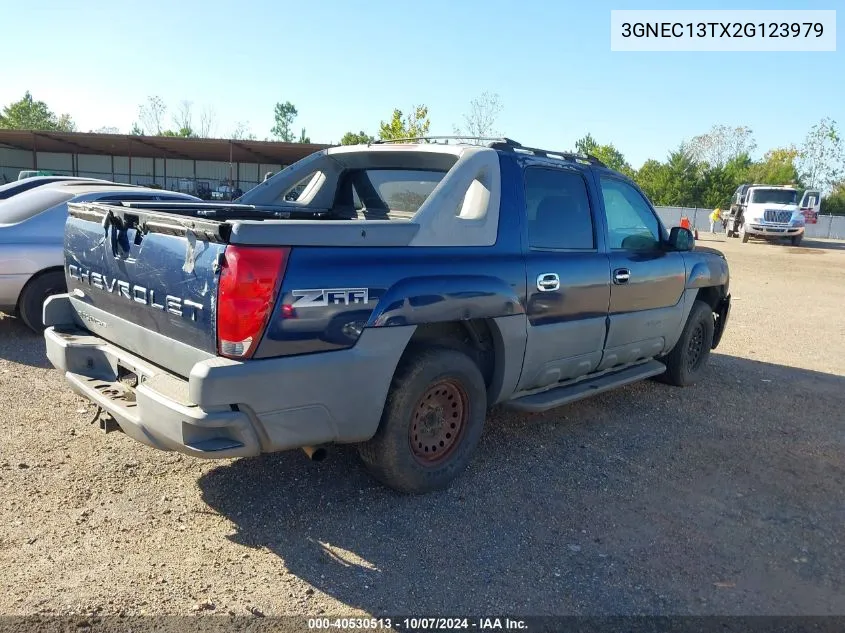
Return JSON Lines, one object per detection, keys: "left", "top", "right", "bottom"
{"left": 0, "top": 315, "right": 50, "bottom": 369}
{"left": 198, "top": 355, "right": 845, "bottom": 616}
{"left": 791, "top": 238, "right": 845, "bottom": 252}
{"left": 738, "top": 238, "right": 845, "bottom": 253}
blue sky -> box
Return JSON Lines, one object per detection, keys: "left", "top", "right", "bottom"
{"left": 1, "top": 0, "right": 840, "bottom": 167}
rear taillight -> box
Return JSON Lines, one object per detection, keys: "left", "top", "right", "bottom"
{"left": 217, "top": 245, "right": 289, "bottom": 359}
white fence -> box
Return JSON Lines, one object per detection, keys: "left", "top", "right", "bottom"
{"left": 654, "top": 206, "right": 845, "bottom": 241}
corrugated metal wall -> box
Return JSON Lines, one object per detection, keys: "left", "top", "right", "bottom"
{"left": 0, "top": 147, "right": 288, "bottom": 192}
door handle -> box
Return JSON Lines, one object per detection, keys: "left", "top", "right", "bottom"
{"left": 613, "top": 268, "right": 631, "bottom": 284}
{"left": 536, "top": 273, "right": 560, "bottom": 292}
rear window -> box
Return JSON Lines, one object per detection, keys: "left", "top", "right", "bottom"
{"left": 0, "top": 188, "right": 74, "bottom": 225}
{"left": 351, "top": 169, "right": 445, "bottom": 215}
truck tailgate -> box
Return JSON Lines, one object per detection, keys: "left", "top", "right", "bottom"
{"left": 63, "top": 205, "right": 227, "bottom": 375}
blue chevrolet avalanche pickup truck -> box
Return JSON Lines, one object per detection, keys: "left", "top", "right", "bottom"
{"left": 43, "top": 138, "right": 731, "bottom": 493}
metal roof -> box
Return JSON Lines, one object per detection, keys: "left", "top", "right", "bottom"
{"left": 0, "top": 129, "right": 330, "bottom": 164}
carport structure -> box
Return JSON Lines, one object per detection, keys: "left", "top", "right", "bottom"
{"left": 0, "top": 129, "right": 329, "bottom": 191}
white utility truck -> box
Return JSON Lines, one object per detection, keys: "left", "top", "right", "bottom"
{"left": 723, "top": 183, "right": 820, "bottom": 246}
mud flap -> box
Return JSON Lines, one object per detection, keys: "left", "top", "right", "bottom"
{"left": 712, "top": 294, "right": 731, "bottom": 349}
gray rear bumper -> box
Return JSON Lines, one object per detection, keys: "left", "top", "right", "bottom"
{"left": 44, "top": 294, "right": 415, "bottom": 459}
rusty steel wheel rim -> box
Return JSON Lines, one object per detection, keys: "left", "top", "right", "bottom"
{"left": 410, "top": 379, "right": 469, "bottom": 466}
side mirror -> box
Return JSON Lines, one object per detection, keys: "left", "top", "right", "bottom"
{"left": 668, "top": 226, "right": 695, "bottom": 251}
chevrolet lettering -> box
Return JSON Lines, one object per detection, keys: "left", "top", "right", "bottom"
{"left": 67, "top": 264, "right": 204, "bottom": 320}
{"left": 45, "top": 138, "right": 731, "bottom": 494}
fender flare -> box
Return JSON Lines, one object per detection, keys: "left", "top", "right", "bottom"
{"left": 686, "top": 260, "right": 729, "bottom": 290}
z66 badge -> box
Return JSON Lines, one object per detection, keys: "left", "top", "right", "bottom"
{"left": 290, "top": 288, "right": 371, "bottom": 308}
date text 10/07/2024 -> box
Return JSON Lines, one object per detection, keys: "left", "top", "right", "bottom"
{"left": 307, "top": 618, "right": 529, "bottom": 631}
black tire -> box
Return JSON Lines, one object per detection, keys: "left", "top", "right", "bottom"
{"left": 661, "top": 300, "right": 715, "bottom": 387}
{"left": 358, "top": 346, "right": 487, "bottom": 494}
{"left": 18, "top": 270, "right": 66, "bottom": 332}
{"left": 791, "top": 235, "right": 803, "bottom": 246}
{"left": 740, "top": 224, "right": 749, "bottom": 243}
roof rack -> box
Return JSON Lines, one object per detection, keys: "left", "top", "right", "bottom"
{"left": 368, "top": 136, "right": 608, "bottom": 168}
{"left": 488, "top": 138, "right": 607, "bottom": 168}
{"left": 370, "top": 135, "right": 518, "bottom": 146}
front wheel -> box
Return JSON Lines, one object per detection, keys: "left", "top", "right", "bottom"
{"left": 791, "top": 235, "right": 803, "bottom": 246}
{"left": 358, "top": 347, "right": 487, "bottom": 493}
{"left": 661, "top": 300, "right": 715, "bottom": 387}
{"left": 740, "top": 223, "right": 749, "bottom": 243}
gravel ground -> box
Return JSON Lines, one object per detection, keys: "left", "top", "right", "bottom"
{"left": 1, "top": 236, "right": 844, "bottom": 618}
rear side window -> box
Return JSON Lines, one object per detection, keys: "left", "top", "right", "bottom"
{"left": 0, "top": 188, "right": 74, "bottom": 225}
{"left": 524, "top": 167, "right": 595, "bottom": 249}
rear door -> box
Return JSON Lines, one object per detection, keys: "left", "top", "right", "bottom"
{"left": 594, "top": 174, "right": 686, "bottom": 369}
{"left": 517, "top": 164, "right": 611, "bottom": 391}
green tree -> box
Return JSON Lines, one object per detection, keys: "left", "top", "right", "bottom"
{"left": 821, "top": 183, "right": 845, "bottom": 215}
{"left": 160, "top": 127, "right": 193, "bottom": 137}
{"left": 574, "top": 133, "right": 632, "bottom": 175}
{"left": 746, "top": 147, "right": 801, "bottom": 186}
{"left": 635, "top": 159, "right": 672, "bottom": 205}
{"left": 271, "top": 101, "right": 298, "bottom": 142}
{"left": 662, "top": 146, "right": 702, "bottom": 206}
{"left": 573, "top": 134, "right": 592, "bottom": 152}
{"left": 298, "top": 128, "right": 311, "bottom": 143}
{"left": 378, "top": 105, "right": 430, "bottom": 141}
{"left": 0, "top": 91, "right": 76, "bottom": 131}
{"left": 723, "top": 153, "right": 752, "bottom": 185}
{"left": 699, "top": 164, "right": 734, "bottom": 209}
{"left": 341, "top": 131, "right": 375, "bottom": 145}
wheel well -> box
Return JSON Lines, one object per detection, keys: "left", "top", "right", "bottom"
{"left": 403, "top": 320, "right": 497, "bottom": 388}
{"left": 695, "top": 286, "right": 721, "bottom": 311}
{"left": 15, "top": 266, "right": 66, "bottom": 312}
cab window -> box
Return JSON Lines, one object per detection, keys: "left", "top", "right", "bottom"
{"left": 599, "top": 177, "right": 664, "bottom": 251}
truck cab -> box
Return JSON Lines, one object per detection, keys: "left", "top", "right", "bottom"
{"left": 724, "top": 183, "right": 807, "bottom": 246}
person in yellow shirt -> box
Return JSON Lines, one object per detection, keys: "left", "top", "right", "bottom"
{"left": 710, "top": 207, "right": 722, "bottom": 233}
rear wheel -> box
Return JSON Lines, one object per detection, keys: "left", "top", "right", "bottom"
{"left": 358, "top": 346, "right": 487, "bottom": 493}
{"left": 661, "top": 300, "right": 715, "bottom": 387}
{"left": 18, "top": 270, "right": 66, "bottom": 332}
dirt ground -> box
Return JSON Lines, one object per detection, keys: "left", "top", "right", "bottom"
{"left": 1, "top": 236, "right": 844, "bottom": 619}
